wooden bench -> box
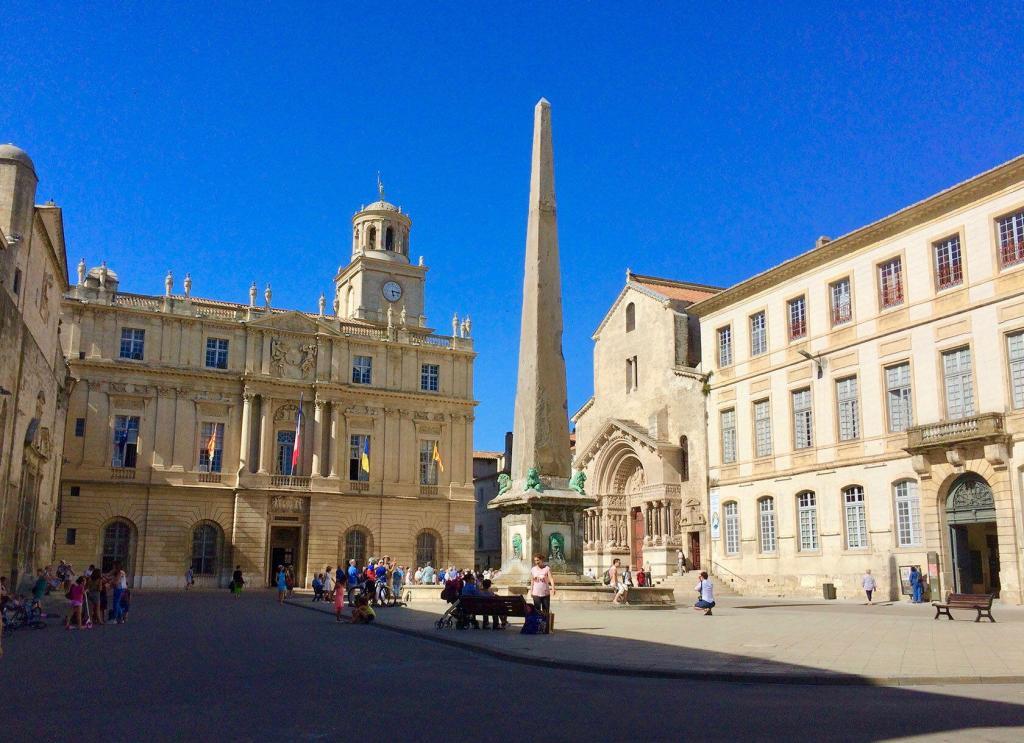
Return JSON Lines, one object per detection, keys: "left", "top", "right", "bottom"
{"left": 932, "top": 592, "right": 995, "bottom": 622}
{"left": 458, "top": 595, "right": 530, "bottom": 623}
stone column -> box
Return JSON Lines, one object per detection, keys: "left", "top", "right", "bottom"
{"left": 312, "top": 399, "right": 324, "bottom": 477}
{"left": 257, "top": 395, "right": 271, "bottom": 474}
{"left": 261, "top": 332, "right": 271, "bottom": 375}
{"left": 328, "top": 403, "right": 340, "bottom": 478}
{"left": 238, "top": 392, "right": 253, "bottom": 474}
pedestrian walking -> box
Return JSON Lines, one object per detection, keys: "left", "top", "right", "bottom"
{"left": 87, "top": 568, "right": 105, "bottom": 625}
{"left": 65, "top": 576, "right": 88, "bottom": 630}
{"left": 530, "top": 555, "right": 554, "bottom": 615}
{"left": 694, "top": 571, "right": 716, "bottom": 616}
{"left": 323, "top": 565, "right": 334, "bottom": 599}
{"left": 608, "top": 558, "right": 627, "bottom": 605}
{"left": 909, "top": 566, "right": 923, "bottom": 603}
{"left": 285, "top": 564, "right": 295, "bottom": 597}
{"left": 275, "top": 565, "right": 287, "bottom": 605}
{"left": 231, "top": 565, "right": 244, "bottom": 598}
{"left": 862, "top": 569, "right": 877, "bottom": 605}
{"left": 677, "top": 549, "right": 685, "bottom": 575}
{"left": 110, "top": 562, "right": 128, "bottom": 624}
{"left": 334, "top": 578, "right": 347, "bottom": 622}
{"left": 185, "top": 566, "right": 195, "bottom": 590}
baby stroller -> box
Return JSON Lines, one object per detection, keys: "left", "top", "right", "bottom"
{"left": 434, "top": 597, "right": 462, "bottom": 629}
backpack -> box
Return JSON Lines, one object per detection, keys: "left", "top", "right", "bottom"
{"left": 602, "top": 569, "right": 611, "bottom": 585}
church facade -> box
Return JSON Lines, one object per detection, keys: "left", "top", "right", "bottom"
{"left": 55, "top": 196, "right": 476, "bottom": 588}
{"left": 572, "top": 272, "right": 719, "bottom": 580}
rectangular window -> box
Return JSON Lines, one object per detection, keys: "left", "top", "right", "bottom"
{"left": 830, "top": 278, "right": 852, "bottom": 326}
{"left": 878, "top": 257, "right": 904, "bottom": 309}
{"left": 74, "top": 418, "right": 86, "bottom": 437}
{"left": 205, "top": 337, "right": 229, "bottom": 369}
{"left": 720, "top": 409, "right": 736, "bottom": 464}
{"left": 759, "top": 498, "right": 776, "bottom": 553}
{"left": 420, "top": 363, "right": 440, "bottom": 392}
{"left": 933, "top": 235, "right": 963, "bottom": 290}
{"left": 111, "top": 415, "right": 140, "bottom": 468}
{"left": 894, "top": 481, "right": 922, "bottom": 547}
{"left": 844, "top": 486, "right": 867, "bottom": 549}
{"left": 797, "top": 492, "right": 818, "bottom": 551}
{"left": 788, "top": 296, "right": 807, "bottom": 340}
{"left": 352, "top": 355, "right": 373, "bottom": 385}
{"left": 65, "top": 528, "right": 76, "bottom": 546}
{"left": 276, "top": 431, "right": 296, "bottom": 475}
{"left": 717, "top": 326, "right": 733, "bottom": 367}
{"left": 724, "top": 502, "right": 740, "bottom": 555}
{"left": 349, "top": 434, "right": 370, "bottom": 481}
{"left": 942, "top": 347, "right": 975, "bottom": 420}
{"left": 836, "top": 377, "right": 860, "bottom": 441}
{"left": 885, "top": 363, "right": 913, "bottom": 432}
{"left": 70, "top": 486, "right": 80, "bottom": 497}
{"left": 753, "top": 399, "right": 772, "bottom": 458}
{"left": 419, "top": 440, "right": 439, "bottom": 485}
{"left": 749, "top": 312, "right": 767, "bottom": 356}
{"left": 198, "top": 421, "right": 224, "bottom": 472}
{"left": 997, "top": 209, "right": 1024, "bottom": 268}
{"left": 1008, "top": 332, "right": 1024, "bottom": 409}
{"left": 792, "top": 388, "right": 813, "bottom": 450}
{"left": 119, "top": 328, "right": 145, "bottom": 360}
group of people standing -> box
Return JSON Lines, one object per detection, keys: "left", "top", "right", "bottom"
{"left": 57, "top": 562, "right": 130, "bottom": 629}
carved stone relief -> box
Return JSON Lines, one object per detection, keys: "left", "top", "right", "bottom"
{"left": 270, "top": 336, "right": 317, "bottom": 380}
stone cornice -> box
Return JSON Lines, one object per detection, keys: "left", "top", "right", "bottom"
{"left": 691, "top": 154, "right": 1024, "bottom": 317}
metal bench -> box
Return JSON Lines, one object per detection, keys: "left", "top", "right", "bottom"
{"left": 932, "top": 592, "right": 995, "bottom": 622}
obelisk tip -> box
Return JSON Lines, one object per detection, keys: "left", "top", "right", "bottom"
{"left": 536, "top": 97, "right": 551, "bottom": 108}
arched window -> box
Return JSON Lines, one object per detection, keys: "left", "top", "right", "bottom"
{"left": 368, "top": 226, "right": 377, "bottom": 250}
{"left": 758, "top": 497, "right": 776, "bottom": 553}
{"left": 416, "top": 531, "right": 438, "bottom": 567}
{"left": 625, "top": 302, "right": 636, "bottom": 332}
{"left": 723, "top": 502, "right": 740, "bottom": 555}
{"left": 191, "top": 522, "right": 221, "bottom": 575}
{"left": 843, "top": 486, "right": 867, "bottom": 549}
{"left": 679, "top": 436, "right": 689, "bottom": 482}
{"left": 102, "top": 520, "right": 132, "bottom": 573}
{"left": 894, "top": 480, "right": 921, "bottom": 547}
{"left": 344, "top": 528, "right": 369, "bottom": 567}
{"left": 385, "top": 227, "right": 394, "bottom": 251}
{"left": 796, "top": 491, "right": 818, "bottom": 551}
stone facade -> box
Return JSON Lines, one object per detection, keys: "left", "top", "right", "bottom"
{"left": 55, "top": 195, "right": 476, "bottom": 588}
{"left": 573, "top": 273, "right": 719, "bottom": 579}
{"left": 694, "top": 155, "right": 1024, "bottom": 603}
{"left": 0, "top": 145, "right": 71, "bottom": 590}
{"left": 472, "top": 438, "right": 508, "bottom": 569}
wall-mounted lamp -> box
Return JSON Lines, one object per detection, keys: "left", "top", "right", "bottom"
{"left": 797, "top": 350, "right": 825, "bottom": 379}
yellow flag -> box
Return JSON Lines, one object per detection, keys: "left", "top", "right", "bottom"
{"left": 432, "top": 442, "right": 444, "bottom": 473}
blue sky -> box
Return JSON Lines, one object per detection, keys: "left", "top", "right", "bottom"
{"left": 3, "top": 3, "right": 1023, "bottom": 449}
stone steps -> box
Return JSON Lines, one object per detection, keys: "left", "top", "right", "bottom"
{"left": 656, "top": 573, "right": 741, "bottom": 597}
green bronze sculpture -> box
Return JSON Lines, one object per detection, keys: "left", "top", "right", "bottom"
{"left": 569, "top": 469, "right": 587, "bottom": 496}
{"left": 512, "top": 533, "right": 524, "bottom": 560}
{"left": 525, "top": 467, "right": 543, "bottom": 492}
{"left": 497, "top": 473, "right": 512, "bottom": 496}
{"left": 548, "top": 532, "right": 566, "bottom": 562}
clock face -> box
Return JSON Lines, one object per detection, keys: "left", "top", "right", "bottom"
{"left": 382, "top": 281, "right": 402, "bottom": 302}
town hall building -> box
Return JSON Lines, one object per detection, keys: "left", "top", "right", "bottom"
{"left": 55, "top": 193, "right": 477, "bottom": 588}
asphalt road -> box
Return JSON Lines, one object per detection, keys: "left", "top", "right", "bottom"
{"left": 2, "top": 591, "right": 1024, "bottom": 742}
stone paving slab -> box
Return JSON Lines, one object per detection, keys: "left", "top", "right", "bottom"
{"left": 286, "top": 593, "right": 1024, "bottom": 685}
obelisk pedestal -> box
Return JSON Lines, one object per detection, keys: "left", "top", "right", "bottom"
{"left": 490, "top": 98, "right": 597, "bottom": 586}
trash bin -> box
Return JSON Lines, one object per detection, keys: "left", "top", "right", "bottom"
{"left": 822, "top": 583, "right": 837, "bottom": 600}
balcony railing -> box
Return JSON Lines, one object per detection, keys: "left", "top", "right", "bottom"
{"left": 347, "top": 480, "right": 370, "bottom": 492}
{"left": 111, "top": 467, "right": 136, "bottom": 480}
{"left": 905, "top": 413, "right": 1006, "bottom": 452}
{"left": 419, "top": 485, "right": 439, "bottom": 496}
{"left": 270, "top": 475, "right": 310, "bottom": 489}
{"left": 198, "top": 472, "right": 222, "bottom": 484}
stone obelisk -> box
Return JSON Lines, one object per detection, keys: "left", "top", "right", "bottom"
{"left": 490, "top": 99, "right": 596, "bottom": 584}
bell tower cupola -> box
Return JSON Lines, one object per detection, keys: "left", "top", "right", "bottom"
{"left": 351, "top": 176, "right": 412, "bottom": 263}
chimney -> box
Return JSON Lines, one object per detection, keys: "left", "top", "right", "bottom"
{"left": 816, "top": 235, "right": 832, "bottom": 249}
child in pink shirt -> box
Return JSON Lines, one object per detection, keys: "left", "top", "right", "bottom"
{"left": 65, "top": 576, "right": 87, "bottom": 630}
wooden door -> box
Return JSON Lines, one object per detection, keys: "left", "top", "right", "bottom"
{"left": 631, "top": 508, "right": 644, "bottom": 568}
{"left": 689, "top": 532, "right": 701, "bottom": 572}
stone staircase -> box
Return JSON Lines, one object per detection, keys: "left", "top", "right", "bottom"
{"left": 655, "top": 572, "right": 741, "bottom": 598}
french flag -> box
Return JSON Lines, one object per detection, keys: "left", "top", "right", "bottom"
{"left": 291, "top": 396, "right": 303, "bottom": 474}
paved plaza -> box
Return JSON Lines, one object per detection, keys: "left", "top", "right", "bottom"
{"left": 3, "top": 591, "right": 1024, "bottom": 741}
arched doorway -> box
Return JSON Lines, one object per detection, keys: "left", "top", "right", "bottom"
{"left": 945, "top": 473, "right": 999, "bottom": 595}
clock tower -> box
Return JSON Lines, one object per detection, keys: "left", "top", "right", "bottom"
{"left": 333, "top": 184, "right": 428, "bottom": 327}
